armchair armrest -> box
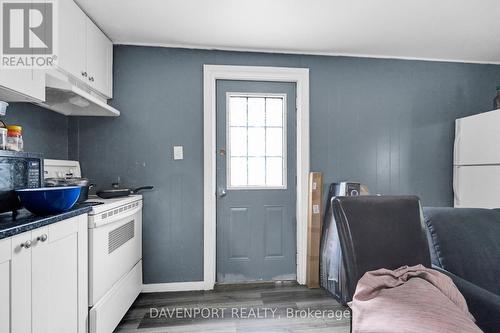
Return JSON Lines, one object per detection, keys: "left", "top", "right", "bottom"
{"left": 433, "top": 266, "right": 500, "bottom": 333}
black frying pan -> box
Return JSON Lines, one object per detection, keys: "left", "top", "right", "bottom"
{"left": 97, "top": 185, "right": 154, "bottom": 199}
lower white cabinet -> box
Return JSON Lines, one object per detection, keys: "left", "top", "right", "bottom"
{"left": 0, "top": 237, "right": 13, "bottom": 333}
{"left": 0, "top": 214, "right": 88, "bottom": 333}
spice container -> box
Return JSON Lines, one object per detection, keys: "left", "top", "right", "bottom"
{"left": 6, "top": 125, "right": 23, "bottom": 151}
{"left": 0, "top": 128, "right": 6, "bottom": 150}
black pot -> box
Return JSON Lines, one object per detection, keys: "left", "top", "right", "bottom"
{"left": 76, "top": 183, "right": 94, "bottom": 202}
{"left": 45, "top": 177, "right": 94, "bottom": 203}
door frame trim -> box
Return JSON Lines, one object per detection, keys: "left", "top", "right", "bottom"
{"left": 203, "top": 65, "right": 310, "bottom": 289}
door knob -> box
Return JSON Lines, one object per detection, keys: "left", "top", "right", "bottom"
{"left": 218, "top": 188, "right": 227, "bottom": 197}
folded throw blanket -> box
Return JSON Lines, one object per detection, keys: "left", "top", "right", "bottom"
{"left": 350, "top": 265, "right": 482, "bottom": 333}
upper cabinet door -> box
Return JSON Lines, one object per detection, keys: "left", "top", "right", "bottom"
{"left": 86, "top": 18, "right": 113, "bottom": 98}
{"left": 0, "top": 69, "right": 45, "bottom": 102}
{"left": 57, "top": 0, "right": 86, "bottom": 80}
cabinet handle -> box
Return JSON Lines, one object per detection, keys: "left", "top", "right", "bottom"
{"left": 89, "top": 76, "right": 94, "bottom": 82}
{"left": 20, "top": 240, "right": 32, "bottom": 249}
{"left": 81, "top": 71, "right": 87, "bottom": 77}
{"left": 37, "top": 234, "right": 48, "bottom": 242}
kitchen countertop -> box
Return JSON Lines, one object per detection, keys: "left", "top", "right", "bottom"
{"left": 0, "top": 205, "right": 92, "bottom": 240}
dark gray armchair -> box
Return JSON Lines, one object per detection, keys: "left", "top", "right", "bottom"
{"left": 320, "top": 195, "right": 431, "bottom": 304}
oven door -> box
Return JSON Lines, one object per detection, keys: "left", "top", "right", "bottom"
{"left": 88, "top": 204, "right": 142, "bottom": 306}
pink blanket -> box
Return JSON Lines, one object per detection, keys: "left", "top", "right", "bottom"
{"left": 350, "top": 265, "right": 482, "bottom": 333}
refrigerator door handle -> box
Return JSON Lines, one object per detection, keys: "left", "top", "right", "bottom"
{"left": 454, "top": 121, "right": 461, "bottom": 165}
{"left": 453, "top": 167, "right": 460, "bottom": 207}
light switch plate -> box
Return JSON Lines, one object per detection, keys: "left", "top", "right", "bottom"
{"left": 173, "top": 146, "right": 183, "bottom": 160}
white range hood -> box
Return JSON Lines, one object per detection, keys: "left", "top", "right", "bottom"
{"left": 36, "top": 72, "right": 120, "bottom": 117}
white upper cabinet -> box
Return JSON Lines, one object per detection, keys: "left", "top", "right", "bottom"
{"left": 57, "top": 0, "right": 86, "bottom": 81}
{"left": 55, "top": 0, "right": 113, "bottom": 98}
{"left": 0, "top": 69, "right": 45, "bottom": 102}
{"left": 85, "top": 18, "right": 113, "bottom": 98}
{"left": 0, "top": 0, "right": 113, "bottom": 107}
{"left": 0, "top": 0, "right": 47, "bottom": 103}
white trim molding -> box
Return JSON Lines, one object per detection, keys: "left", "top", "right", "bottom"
{"left": 142, "top": 281, "right": 207, "bottom": 293}
{"left": 116, "top": 43, "right": 500, "bottom": 66}
{"left": 203, "top": 65, "right": 310, "bottom": 290}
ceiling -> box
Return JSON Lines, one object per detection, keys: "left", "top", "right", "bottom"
{"left": 76, "top": 0, "right": 500, "bottom": 64}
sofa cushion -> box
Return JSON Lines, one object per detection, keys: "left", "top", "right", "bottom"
{"left": 424, "top": 207, "right": 500, "bottom": 295}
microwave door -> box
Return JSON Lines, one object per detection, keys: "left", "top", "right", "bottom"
{"left": 0, "top": 153, "right": 42, "bottom": 214}
{"left": 0, "top": 158, "right": 22, "bottom": 213}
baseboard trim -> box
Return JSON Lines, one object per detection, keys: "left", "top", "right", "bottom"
{"left": 142, "top": 281, "right": 209, "bottom": 293}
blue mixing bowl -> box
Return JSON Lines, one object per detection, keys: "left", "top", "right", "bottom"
{"left": 16, "top": 186, "right": 81, "bottom": 216}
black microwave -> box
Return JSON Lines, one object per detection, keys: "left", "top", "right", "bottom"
{"left": 0, "top": 151, "right": 43, "bottom": 214}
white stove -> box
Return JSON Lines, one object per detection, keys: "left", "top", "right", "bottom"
{"left": 44, "top": 159, "right": 143, "bottom": 333}
{"left": 85, "top": 194, "right": 142, "bottom": 227}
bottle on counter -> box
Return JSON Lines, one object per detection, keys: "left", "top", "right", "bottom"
{"left": 6, "top": 125, "right": 23, "bottom": 151}
{"left": 494, "top": 86, "right": 500, "bottom": 110}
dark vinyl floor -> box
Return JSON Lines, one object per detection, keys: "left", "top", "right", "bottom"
{"left": 114, "top": 282, "right": 351, "bottom": 333}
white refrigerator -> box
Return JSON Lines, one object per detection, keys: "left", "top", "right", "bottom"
{"left": 454, "top": 109, "right": 500, "bottom": 208}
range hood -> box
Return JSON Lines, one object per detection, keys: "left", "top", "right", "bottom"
{"left": 36, "top": 72, "right": 120, "bottom": 117}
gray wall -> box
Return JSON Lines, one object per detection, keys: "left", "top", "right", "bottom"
{"left": 69, "top": 45, "right": 500, "bottom": 284}
{"left": 1, "top": 103, "right": 69, "bottom": 159}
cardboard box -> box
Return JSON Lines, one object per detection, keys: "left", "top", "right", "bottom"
{"left": 306, "top": 172, "right": 323, "bottom": 288}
